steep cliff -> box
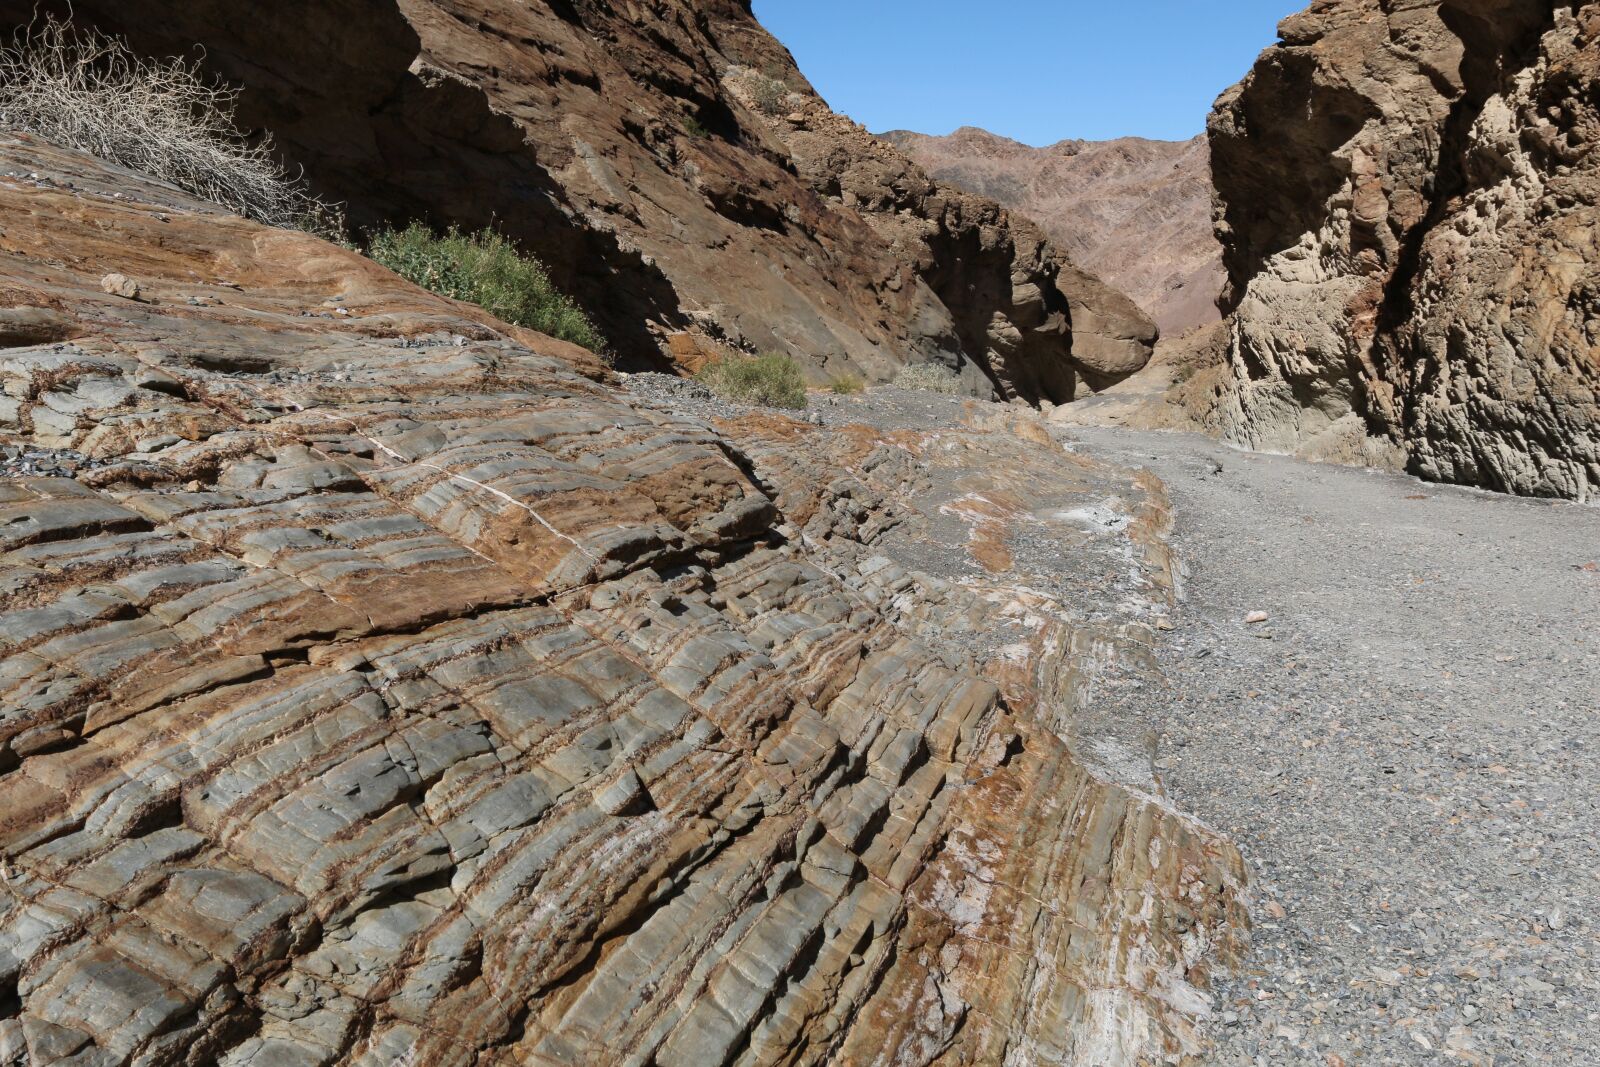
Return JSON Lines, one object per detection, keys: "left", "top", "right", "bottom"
{"left": 885, "top": 128, "right": 1223, "bottom": 337}
{"left": 0, "top": 0, "right": 1154, "bottom": 403}
{"left": 1211, "top": 1, "right": 1600, "bottom": 500}
{"left": 0, "top": 138, "right": 1240, "bottom": 1067}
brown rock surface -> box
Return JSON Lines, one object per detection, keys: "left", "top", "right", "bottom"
{"left": 1050, "top": 324, "right": 1233, "bottom": 435}
{"left": 0, "top": 140, "right": 1241, "bottom": 1065}
{"left": 1, "top": 0, "right": 1153, "bottom": 403}
{"left": 1210, "top": 1, "right": 1600, "bottom": 500}
{"left": 884, "top": 128, "right": 1224, "bottom": 336}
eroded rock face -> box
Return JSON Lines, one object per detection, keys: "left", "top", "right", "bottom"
{"left": 0, "top": 141, "right": 1240, "bottom": 1065}
{"left": 1210, "top": 1, "right": 1600, "bottom": 500}
{"left": 885, "top": 128, "right": 1223, "bottom": 337}
{"left": 0, "top": 0, "right": 1152, "bottom": 403}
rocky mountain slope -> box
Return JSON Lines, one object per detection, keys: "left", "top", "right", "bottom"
{"left": 0, "top": 138, "right": 1242, "bottom": 1066}
{"left": 884, "top": 128, "right": 1224, "bottom": 336}
{"left": 0, "top": 0, "right": 1155, "bottom": 404}
{"left": 1210, "top": 0, "right": 1600, "bottom": 500}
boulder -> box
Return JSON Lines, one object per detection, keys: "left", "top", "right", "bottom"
{"left": 1058, "top": 260, "right": 1163, "bottom": 384}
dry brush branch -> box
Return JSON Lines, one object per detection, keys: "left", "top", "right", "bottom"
{"left": 0, "top": 15, "right": 342, "bottom": 235}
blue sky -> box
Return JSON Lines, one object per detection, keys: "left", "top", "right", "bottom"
{"left": 750, "top": 0, "right": 1305, "bottom": 144}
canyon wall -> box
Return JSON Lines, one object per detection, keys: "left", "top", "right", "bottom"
{"left": 886, "top": 128, "right": 1223, "bottom": 337}
{"left": 1211, "top": 1, "right": 1600, "bottom": 500}
{"left": 0, "top": 0, "right": 1155, "bottom": 403}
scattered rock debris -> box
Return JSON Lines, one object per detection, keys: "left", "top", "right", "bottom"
{"left": 0, "top": 445, "right": 106, "bottom": 478}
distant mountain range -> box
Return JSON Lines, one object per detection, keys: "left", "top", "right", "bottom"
{"left": 881, "top": 127, "right": 1224, "bottom": 335}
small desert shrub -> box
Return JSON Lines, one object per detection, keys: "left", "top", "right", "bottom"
{"left": 893, "top": 362, "right": 966, "bottom": 395}
{"left": 0, "top": 16, "right": 340, "bottom": 235}
{"left": 749, "top": 72, "right": 789, "bottom": 116}
{"left": 367, "top": 223, "right": 606, "bottom": 353}
{"left": 682, "top": 115, "right": 710, "bottom": 140}
{"left": 696, "top": 352, "right": 807, "bottom": 409}
{"left": 829, "top": 375, "right": 864, "bottom": 395}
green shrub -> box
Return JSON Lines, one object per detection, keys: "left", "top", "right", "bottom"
{"left": 367, "top": 223, "right": 605, "bottom": 353}
{"left": 696, "top": 352, "right": 807, "bottom": 409}
{"left": 683, "top": 115, "right": 710, "bottom": 140}
{"left": 893, "top": 362, "right": 966, "bottom": 395}
{"left": 829, "top": 375, "right": 864, "bottom": 395}
{"left": 750, "top": 72, "right": 789, "bottom": 116}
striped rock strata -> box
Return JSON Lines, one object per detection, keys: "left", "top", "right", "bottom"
{"left": 0, "top": 140, "right": 1243, "bottom": 1066}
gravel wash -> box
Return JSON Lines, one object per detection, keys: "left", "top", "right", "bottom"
{"left": 1065, "top": 426, "right": 1599, "bottom": 1067}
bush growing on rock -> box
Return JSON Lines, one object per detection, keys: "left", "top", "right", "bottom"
{"left": 893, "top": 362, "right": 966, "bottom": 394}
{"left": 0, "top": 16, "right": 341, "bottom": 236}
{"left": 750, "top": 72, "right": 790, "bottom": 116}
{"left": 367, "top": 223, "right": 606, "bottom": 353}
{"left": 830, "top": 375, "right": 864, "bottom": 395}
{"left": 696, "top": 352, "right": 807, "bottom": 409}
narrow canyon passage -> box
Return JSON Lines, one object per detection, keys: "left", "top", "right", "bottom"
{"left": 1, "top": 0, "right": 1596, "bottom": 1062}
{"left": 1065, "top": 426, "right": 1600, "bottom": 1066}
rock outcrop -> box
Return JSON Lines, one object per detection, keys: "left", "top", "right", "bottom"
{"left": 885, "top": 128, "right": 1223, "bottom": 337}
{"left": 0, "top": 140, "right": 1241, "bottom": 1065}
{"left": 0, "top": 0, "right": 1153, "bottom": 404}
{"left": 1210, "top": 1, "right": 1600, "bottom": 500}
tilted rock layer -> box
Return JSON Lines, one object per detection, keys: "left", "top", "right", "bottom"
{"left": 0, "top": 0, "right": 1152, "bottom": 403}
{"left": 1211, "top": 1, "right": 1600, "bottom": 500}
{"left": 0, "top": 142, "right": 1241, "bottom": 1065}
{"left": 885, "top": 129, "right": 1224, "bottom": 337}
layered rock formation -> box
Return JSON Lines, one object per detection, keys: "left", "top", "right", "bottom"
{"left": 0, "top": 140, "right": 1241, "bottom": 1065}
{"left": 885, "top": 129, "right": 1223, "bottom": 336}
{"left": 0, "top": 0, "right": 1154, "bottom": 404}
{"left": 1210, "top": 1, "right": 1600, "bottom": 500}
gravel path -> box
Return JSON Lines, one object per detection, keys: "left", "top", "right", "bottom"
{"left": 1064, "top": 426, "right": 1600, "bottom": 1067}
{"left": 621, "top": 375, "right": 1599, "bottom": 1064}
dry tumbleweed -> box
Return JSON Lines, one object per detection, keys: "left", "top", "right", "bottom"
{"left": 0, "top": 16, "right": 340, "bottom": 235}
